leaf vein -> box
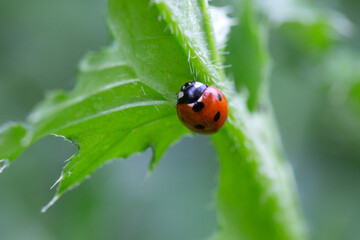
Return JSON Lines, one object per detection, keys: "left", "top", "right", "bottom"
{"left": 59, "top": 100, "right": 171, "bottom": 130}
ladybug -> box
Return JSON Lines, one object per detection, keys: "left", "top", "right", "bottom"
{"left": 176, "top": 81, "right": 228, "bottom": 134}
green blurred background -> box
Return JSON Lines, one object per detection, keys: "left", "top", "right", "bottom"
{"left": 0, "top": 0, "right": 359, "bottom": 239}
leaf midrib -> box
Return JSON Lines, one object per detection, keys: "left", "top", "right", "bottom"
{"left": 53, "top": 100, "right": 171, "bottom": 133}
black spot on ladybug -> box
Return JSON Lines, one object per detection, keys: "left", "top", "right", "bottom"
{"left": 181, "top": 117, "right": 185, "bottom": 122}
{"left": 214, "top": 112, "right": 220, "bottom": 122}
{"left": 194, "top": 124, "right": 205, "bottom": 130}
{"left": 217, "top": 93, "right": 222, "bottom": 101}
{"left": 192, "top": 102, "right": 205, "bottom": 112}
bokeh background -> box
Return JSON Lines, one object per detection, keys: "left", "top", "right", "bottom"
{"left": 0, "top": 0, "right": 359, "bottom": 239}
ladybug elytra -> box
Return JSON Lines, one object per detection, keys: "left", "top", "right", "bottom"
{"left": 176, "top": 81, "right": 228, "bottom": 134}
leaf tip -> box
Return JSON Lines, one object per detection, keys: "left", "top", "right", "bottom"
{"left": 0, "top": 159, "right": 10, "bottom": 174}
{"left": 41, "top": 194, "right": 60, "bottom": 213}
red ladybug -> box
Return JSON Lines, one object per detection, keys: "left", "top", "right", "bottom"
{"left": 176, "top": 81, "right": 228, "bottom": 134}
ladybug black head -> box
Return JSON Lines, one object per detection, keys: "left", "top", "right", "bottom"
{"left": 177, "top": 81, "right": 208, "bottom": 104}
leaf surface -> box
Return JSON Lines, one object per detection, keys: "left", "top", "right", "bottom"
{"left": 0, "top": 0, "right": 307, "bottom": 239}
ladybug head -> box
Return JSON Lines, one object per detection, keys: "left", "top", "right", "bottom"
{"left": 177, "top": 81, "right": 208, "bottom": 104}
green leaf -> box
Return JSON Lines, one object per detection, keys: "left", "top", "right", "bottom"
{"left": 11, "top": 44, "right": 191, "bottom": 211}
{"left": 0, "top": 0, "right": 306, "bottom": 239}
